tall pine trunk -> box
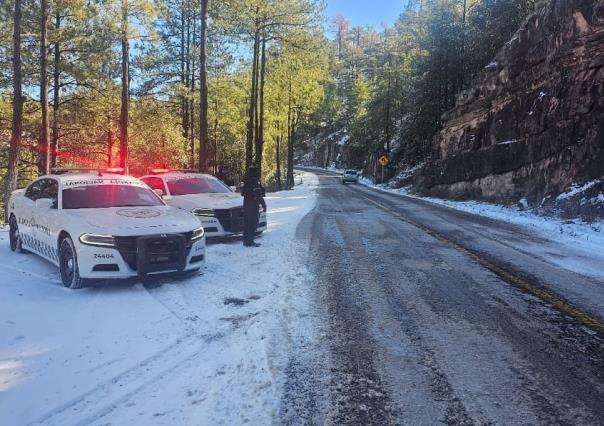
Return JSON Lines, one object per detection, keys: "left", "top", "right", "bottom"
{"left": 256, "top": 37, "right": 266, "bottom": 178}
{"left": 107, "top": 115, "right": 113, "bottom": 166}
{"left": 51, "top": 13, "right": 60, "bottom": 168}
{"left": 119, "top": 0, "right": 129, "bottom": 172}
{"left": 275, "top": 122, "right": 281, "bottom": 191}
{"left": 385, "top": 70, "right": 391, "bottom": 152}
{"left": 5, "top": 0, "right": 23, "bottom": 221}
{"left": 460, "top": 0, "right": 467, "bottom": 90}
{"left": 40, "top": 0, "right": 50, "bottom": 174}
{"left": 183, "top": 3, "right": 191, "bottom": 144}
{"left": 253, "top": 46, "right": 259, "bottom": 165}
{"left": 190, "top": 8, "right": 197, "bottom": 168}
{"left": 199, "top": 0, "right": 209, "bottom": 172}
{"left": 286, "top": 79, "right": 294, "bottom": 189}
{"left": 180, "top": 2, "right": 186, "bottom": 141}
{"left": 246, "top": 27, "right": 259, "bottom": 172}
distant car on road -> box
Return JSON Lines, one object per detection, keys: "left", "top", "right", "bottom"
{"left": 7, "top": 169, "right": 206, "bottom": 288}
{"left": 140, "top": 170, "right": 267, "bottom": 238}
{"left": 342, "top": 170, "right": 359, "bottom": 184}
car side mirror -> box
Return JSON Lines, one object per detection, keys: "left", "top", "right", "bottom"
{"left": 35, "top": 198, "right": 55, "bottom": 209}
{"left": 153, "top": 189, "right": 165, "bottom": 197}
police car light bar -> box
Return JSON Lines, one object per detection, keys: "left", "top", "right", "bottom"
{"left": 51, "top": 167, "right": 125, "bottom": 176}
{"left": 149, "top": 168, "right": 199, "bottom": 174}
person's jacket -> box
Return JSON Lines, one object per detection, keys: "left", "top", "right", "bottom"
{"left": 242, "top": 179, "right": 266, "bottom": 211}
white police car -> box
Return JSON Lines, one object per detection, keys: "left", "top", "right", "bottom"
{"left": 140, "top": 170, "right": 267, "bottom": 238}
{"left": 7, "top": 169, "right": 206, "bottom": 288}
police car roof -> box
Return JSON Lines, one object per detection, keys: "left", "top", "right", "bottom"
{"left": 44, "top": 173, "right": 142, "bottom": 183}
{"left": 142, "top": 172, "right": 215, "bottom": 179}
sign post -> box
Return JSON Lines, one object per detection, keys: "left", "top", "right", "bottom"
{"left": 377, "top": 155, "right": 389, "bottom": 184}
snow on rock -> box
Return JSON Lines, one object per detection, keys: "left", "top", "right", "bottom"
{"left": 484, "top": 61, "right": 499, "bottom": 70}
{"left": 0, "top": 171, "right": 319, "bottom": 426}
{"left": 556, "top": 180, "right": 601, "bottom": 201}
{"left": 547, "top": 179, "right": 604, "bottom": 219}
{"left": 393, "top": 163, "right": 425, "bottom": 184}
{"left": 518, "top": 198, "right": 530, "bottom": 210}
{"left": 336, "top": 134, "right": 350, "bottom": 146}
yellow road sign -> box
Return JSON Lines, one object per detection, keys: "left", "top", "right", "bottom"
{"left": 378, "top": 155, "right": 389, "bottom": 167}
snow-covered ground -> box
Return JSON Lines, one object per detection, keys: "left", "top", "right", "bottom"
{"left": 0, "top": 171, "right": 319, "bottom": 426}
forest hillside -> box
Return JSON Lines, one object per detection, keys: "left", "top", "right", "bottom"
{"left": 298, "top": 0, "right": 603, "bottom": 218}
{"left": 2, "top": 0, "right": 603, "bottom": 219}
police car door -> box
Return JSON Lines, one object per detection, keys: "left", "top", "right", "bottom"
{"left": 19, "top": 179, "right": 45, "bottom": 250}
{"left": 32, "top": 178, "right": 61, "bottom": 263}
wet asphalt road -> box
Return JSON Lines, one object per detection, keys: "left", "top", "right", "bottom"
{"left": 280, "top": 170, "right": 604, "bottom": 425}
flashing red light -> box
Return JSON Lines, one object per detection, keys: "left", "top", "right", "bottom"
{"left": 150, "top": 168, "right": 170, "bottom": 174}
{"left": 105, "top": 167, "right": 125, "bottom": 173}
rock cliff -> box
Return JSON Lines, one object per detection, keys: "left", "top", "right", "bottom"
{"left": 416, "top": 0, "right": 604, "bottom": 218}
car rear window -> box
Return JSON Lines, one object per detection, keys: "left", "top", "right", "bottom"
{"left": 62, "top": 184, "right": 164, "bottom": 209}
{"left": 167, "top": 177, "right": 231, "bottom": 195}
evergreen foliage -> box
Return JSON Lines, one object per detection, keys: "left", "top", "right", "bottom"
{"left": 0, "top": 0, "right": 541, "bottom": 217}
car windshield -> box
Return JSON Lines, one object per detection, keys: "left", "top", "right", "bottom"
{"left": 345, "top": 170, "right": 356, "bottom": 175}
{"left": 62, "top": 184, "right": 164, "bottom": 209}
{"left": 167, "top": 176, "right": 231, "bottom": 195}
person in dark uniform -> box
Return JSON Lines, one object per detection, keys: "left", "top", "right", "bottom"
{"left": 241, "top": 165, "right": 266, "bottom": 247}
{"left": 216, "top": 167, "right": 234, "bottom": 187}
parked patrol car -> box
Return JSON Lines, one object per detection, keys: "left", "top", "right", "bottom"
{"left": 140, "top": 170, "right": 267, "bottom": 238}
{"left": 7, "top": 169, "right": 206, "bottom": 289}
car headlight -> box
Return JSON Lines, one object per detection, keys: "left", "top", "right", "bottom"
{"left": 190, "top": 226, "right": 205, "bottom": 241}
{"left": 192, "top": 208, "right": 215, "bottom": 217}
{"left": 79, "top": 233, "right": 115, "bottom": 247}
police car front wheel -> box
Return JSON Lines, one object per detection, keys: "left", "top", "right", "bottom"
{"left": 59, "top": 236, "right": 85, "bottom": 289}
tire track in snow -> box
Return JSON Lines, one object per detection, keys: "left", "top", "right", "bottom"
{"left": 32, "top": 273, "right": 229, "bottom": 426}
{"left": 31, "top": 327, "right": 228, "bottom": 426}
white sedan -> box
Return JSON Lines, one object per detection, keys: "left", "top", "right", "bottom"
{"left": 140, "top": 170, "right": 267, "bottom": 238}
{"left": 342, "top": 170, "right": 359, "bottom": 184}
{"left": 7, "top": 169, "right": 206, "bottom": 288}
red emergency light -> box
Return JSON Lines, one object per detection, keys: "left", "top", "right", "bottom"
{"left": 105, "top": 167, "right": 125, "bottom": 174}
{"left": 150, "top": 168, "right": 171, "bottom": 174}
{"left": 51, "top": 167, "right": 125, "bottom": 176}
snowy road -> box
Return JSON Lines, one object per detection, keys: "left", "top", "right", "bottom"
{"left": 2, "top": 169, "right": 604, "bottom": 425}
{"left": 282, "top": 169, "right": 604, "bottom": 424}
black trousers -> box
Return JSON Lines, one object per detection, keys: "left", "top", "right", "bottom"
{"left": 243, "top": 202, "right": 259, "bottom": 246}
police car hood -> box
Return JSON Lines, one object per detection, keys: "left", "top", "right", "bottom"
{"left": 168, "top": 192, "right": 243, "bottom": 210}
{"left": 64, "top": 206, "right": 200, "bottom": 236}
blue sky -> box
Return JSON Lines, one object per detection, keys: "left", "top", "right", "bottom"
{"left": 324, "top": 0, "right": 407, "bottom": 28}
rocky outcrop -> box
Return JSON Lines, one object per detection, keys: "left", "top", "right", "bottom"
{"left": 417, "top": 0, "right": 604, "bottom": 217}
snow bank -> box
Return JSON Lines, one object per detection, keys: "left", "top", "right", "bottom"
{"left": 0, "top": 171, "right": 319, "bottom": 425}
